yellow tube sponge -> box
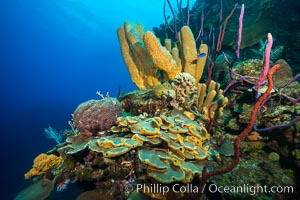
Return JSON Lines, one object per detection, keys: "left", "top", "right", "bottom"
{"left": 24, "top": 153, "right": 62, "bottom": 179}
{"left": 196, "top": 80, "right": 228, "bottom": 121}
{"left": 164, "top": 38, "right": 172, "bottom": 52}
{"left": 180, "top": 26, "right": 198, "bottom": 78}
{"left": 143, "top": 31, "right": 181, "bottom": 80}
{"left": 195, "top": 44, "right": 208, "bottom": 83}
{"left": 215, "top": 97, "right": 228, "bottom": 119}
{"left": 117, "top": 22, "right": 160, "bottom": 89}
{"left": 197, "top": 83, "right": 207, "bottom": 110}
{"left": 202, "top": 90, "right": 217, "bottom": 108}
{"left": 117, "top": 26, "right": 146, "bottom": 89}
{"left": 124, "top": 23, "right": 160, "bottom": 88}
{"left": 171, "top": 47, "right": 182, "bottom": 73}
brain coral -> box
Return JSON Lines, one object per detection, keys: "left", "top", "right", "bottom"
{"left": 73, "top": 97, "right": 122, "bottom": 134}
{"left": 163, "top": 72, "right": 198, "bottom": 111}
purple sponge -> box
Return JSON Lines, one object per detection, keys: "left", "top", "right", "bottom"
{"left": 73, "top": 98, "right": 122, "bottom": 134}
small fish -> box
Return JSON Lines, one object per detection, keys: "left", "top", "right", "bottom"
{"left": 197, "top": 52, "right": 207, "bottom": 58}
{"left": 190, "top": 59, "right": 197, "bottom": 64}
{"left": 199, "top": 35, "right": 207, "bottom": 41}
{"left": 190, "top": 53, "right": 207, "bottom": 64}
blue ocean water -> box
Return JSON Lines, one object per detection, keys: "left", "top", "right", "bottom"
{"left": 0, "top": 0, "right": 195, "bottom": 199}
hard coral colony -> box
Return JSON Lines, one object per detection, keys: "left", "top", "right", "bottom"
{"left": 16, "top": 1, "right": 300, "bottom": 200}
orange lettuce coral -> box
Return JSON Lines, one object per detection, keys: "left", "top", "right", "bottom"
{"left": 24, "top": 153, "right": 62, "bottom": 179}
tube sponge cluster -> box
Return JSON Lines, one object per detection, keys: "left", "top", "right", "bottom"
{"left": 117, "top": 22, "right": 208, "bottom": 90}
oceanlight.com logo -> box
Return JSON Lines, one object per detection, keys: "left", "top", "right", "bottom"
{"left": 208, "top": 184, "right": 294, "bottom": 196}
{"left": 123, "top": 183, "right": 294, "bottom": 196}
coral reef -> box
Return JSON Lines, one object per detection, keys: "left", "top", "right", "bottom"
{"left": 210, "top": 143, "right": 295, "bottom": 200}
{"left": 227, "top": 58, "right": 295, "bottom": 89}
{"left": 222, "top": 58, "right": 299, "bottom": 133}
{"left": 119, "top": 71, "right": 228, "bottom": 124}
{"left": 17, "top": 1, "right": 300, "bottom": 199}
{"left": 43, "top": 110, "right": 219, "bottom": 199}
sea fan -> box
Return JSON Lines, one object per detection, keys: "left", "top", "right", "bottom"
{"left": 270, "top": 45, "right": 284, "bottom": 61}
{"left": 44, "top": 125, "right": 64, "bottom": 144}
